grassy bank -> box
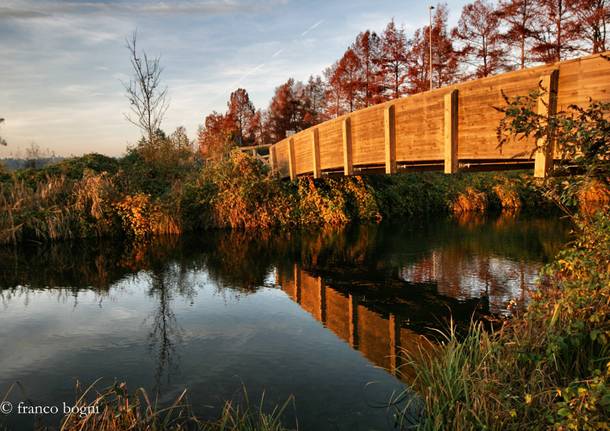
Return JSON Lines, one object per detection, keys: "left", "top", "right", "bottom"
{"left": 0, "top": 145, "right": 554, "bottom": 245}
{"left": 395, "top": 212, "right": 610, "bottom": 430}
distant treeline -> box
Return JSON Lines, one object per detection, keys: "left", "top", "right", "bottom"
{"left": 0, "top": 157, "right": 64, "bottom": 171}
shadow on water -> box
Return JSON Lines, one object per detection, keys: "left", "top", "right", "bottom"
{"left": 0, "top": 212, "right": 569, "bottom": 429}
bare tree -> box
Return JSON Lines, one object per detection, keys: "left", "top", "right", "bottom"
{"left": 123, "top": 31, "right": 169, "bottom": 146}
{"left": 0, "top": 119, "right": 7, "bottom": 147}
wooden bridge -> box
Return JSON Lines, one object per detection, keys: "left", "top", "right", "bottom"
{"left": 268, "top": 53, "right": 610, "bottom": 179}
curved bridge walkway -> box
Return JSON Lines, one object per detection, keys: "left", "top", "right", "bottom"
{"left": 268, "top": 53, "right": 610, "bottom": 180}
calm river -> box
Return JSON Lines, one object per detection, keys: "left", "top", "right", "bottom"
{"left": 0, "top": 214, "right": 568, "bottom": 430}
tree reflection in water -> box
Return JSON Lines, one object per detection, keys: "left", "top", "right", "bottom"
{"left": 0, "top": 214, "right": 569, "bottom": 391}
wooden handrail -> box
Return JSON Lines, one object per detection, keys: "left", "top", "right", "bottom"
{"left": 270, "top": 52, "right": 610, "bottom": 179}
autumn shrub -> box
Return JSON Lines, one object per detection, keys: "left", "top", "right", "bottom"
{"left": 296, "top": 177, "right": 349, "bottom": 225}
{"left": 577, "top": 178, "right": 610, "bottom": 215}
{"left": 114, "top": 193, "right": 181, "bottom": 238}
{"left": 493, "top": 182, "right": 522, "bottom": 210}
{"left": 451, "top": 187, "right": 487, "bottom": 214}
{"left": 341, "top": 176, "right": 382, "bottom": 221}
{"left": 73, "top": 170, "right": 120, "bottom": 237}
{"left": 191, "top": 151, "right": 295, "bottom": 229}
{"left": 183, "top": 152, "right": 381, "bottom": 230}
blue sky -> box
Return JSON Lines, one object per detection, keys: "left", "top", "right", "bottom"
{"left": 0, "top": 0, "right": 469, "bottom": 157}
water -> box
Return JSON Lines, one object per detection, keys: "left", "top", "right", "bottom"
{"left": 0, "top": 214, "right": 569, "bottom": 430}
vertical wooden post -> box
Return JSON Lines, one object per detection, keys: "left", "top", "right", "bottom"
{"left": 288, "top": 138, "right": 297, "bottom": 180}
{"left": 342, "top": 117, "right": 353, "bottom": 176}
{"left": 293, "top": 263, "right": 301, "bottom": 304}
{"left": 389, "top": 314, "right": 401, "bottom": 375}
{"left": 318, "top": 277, "right": 326, "bottom": 324}
{"left": 444, "top": 89, "right": 459, "bottom": 174}
{"left": 348, "top": 294, "right": 358, "bottom": 348}
{"left": 311, "top": 128, "right": 321, "bottom": 178}
{"left": 269, "top": 145, "right": 277, "bottom": 173}
{"left": 384, "top": 104, "right": 397, "bottom": 174}
{"left": 534, "top": 69, "right": 559, "bottom": 178}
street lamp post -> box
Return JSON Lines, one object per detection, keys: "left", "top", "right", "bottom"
{"left": 429, "top": 5, "right": 434, "bottom": 91}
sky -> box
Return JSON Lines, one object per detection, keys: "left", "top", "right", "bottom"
{"left": 0, "top": 0, "right": 470, "bottom": 157}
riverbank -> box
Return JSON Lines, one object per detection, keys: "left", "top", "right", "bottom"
{"left": 0, "top": 148, "right": 555, "bottom": 245}
{"left": 400, "top": 212, "right": 610, "bottom": 430}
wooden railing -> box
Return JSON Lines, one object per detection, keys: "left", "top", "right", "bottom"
{"left": 269, "top": 52, "right": 610, "bottom": 179}
{"left": 237, "top": 143, "right": 271, "bottom": 163}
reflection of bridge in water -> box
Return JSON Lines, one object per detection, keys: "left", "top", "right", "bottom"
{"left": 276, "top": 250, "right": 542, "bottom": 381}
{"left": 277, "top": 264, "right": 417, "bottom": 379}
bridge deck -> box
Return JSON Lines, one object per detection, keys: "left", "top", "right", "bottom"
{"left": 269, "top": 53, "right": 610, "bottom": 179}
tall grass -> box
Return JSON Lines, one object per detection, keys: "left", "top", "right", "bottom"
{"left": 397, "top": 212, "right": 610, "bottom": 430}
{"left": 4, "top": 381, "right": 294, "bottom": 431}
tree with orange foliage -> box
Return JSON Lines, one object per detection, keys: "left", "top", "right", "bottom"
{"left": 430, "top": 5, "right": 461, "bottom": 88}
{"left": 266, "top": 79, "right": 318, "bottom": 140}
{"left": 497, "top": 0, "right": 540, "bottom": 69}
{"left": 569, "top": 0, "right": 609, "bottom": 53}
{"left": 197, "top": 112, "right": 232, "bottom": 160}
{"left": 324, "top": 63, "right": 343, "bottom": 118}
{"left": 531, "top": 0, "right": 580, "bottom": 62}
{"left": 406, "top": 26, "right": 431, "bottom": 94}
{"left": 453, "top": 0, "right": 510, "bottom": 78}
{"left": 377, "top": 19, "right": 409, "bottom": 99}
{"left": 338, "top": 48, "right": 364, "bottom": 112}
{"left": 302, "top": 75, "right": 327, "bottom": 124}
{"left": 323, "top": 48, "right": 365, "bottom": 118}
{"left": 226, "top": 88, "right": 256, "bottom": 147}
{"left": 352, "top": 30, "right": 385, "bottom": 106}
{"left": 407, "top": 5, "right": 459, "bottom": 94}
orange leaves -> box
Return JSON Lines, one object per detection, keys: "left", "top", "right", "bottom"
{"left": 113, "top": 193, "right": 181, "bottom": 239}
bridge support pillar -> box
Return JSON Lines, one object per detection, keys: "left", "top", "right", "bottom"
{"left": 444, "top": 89, "right": 459, "bottom": 174}
{"left": 385, "top": 104, "right": 397, "bottom": 174}
{"left": 534, "top": 69, "right": 559, "bottom": 178}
